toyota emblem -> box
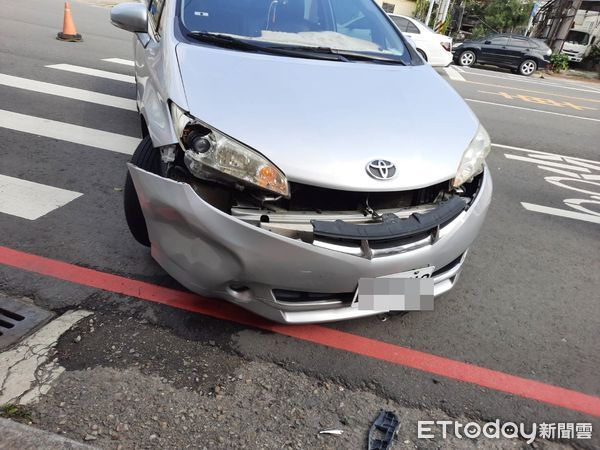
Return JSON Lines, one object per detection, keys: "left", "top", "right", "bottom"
{"left": 366, "top": 160, "right": 396, "bottom": 180}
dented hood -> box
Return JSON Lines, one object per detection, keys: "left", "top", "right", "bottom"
{"left": 176, "top": 43, "right": 479, "bottom": 192}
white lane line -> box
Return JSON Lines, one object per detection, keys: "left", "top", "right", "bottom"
{"left": 0, "top": 174, "right": 82, "bottom": 220}
{"left": 521, "top": 202, "right": 600, "bottom": 224}
{"left": 461, "top": 69, "right": 600, "bottom": 94}
{"left": 0, "top": 73, "right": 136, "bottom": 111}
{"left": 46, "top": 64, "right": 135, "bottom": 84}
{"left": 444, "top": 66, "right": 465, "bottom": 82}
{"left": 492, "top": 143, "right": 600, "bottom": 165}
{"left": 0, "top": 109, "right": 139, "bottom": 155}
{"left": 453, "top": 66, "right": 466, "bottom": 73}
{"left": 102, "top": 58, "right": 135, "bottom": 67}
{"left": 466, "top": 98, "right": 600, "bottom": 122}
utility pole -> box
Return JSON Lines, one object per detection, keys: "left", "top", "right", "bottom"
{"left": 526, "top": 0, "right": 542, "bottom": 36}
{"left": 434, "top": 0, "right": 452, "bottom": 33}
{"left": 425, "top": 0, "right": 436, "bottom": 27}
{"left": 551, "top": 0, "right": 583, "bottom": 52}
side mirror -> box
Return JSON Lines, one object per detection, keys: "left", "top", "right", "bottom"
{"left": 484, "top": 40, "right": 491, "bottom": 45}
{"left": 111, "top": 2, "right": 148, "bottom": 33}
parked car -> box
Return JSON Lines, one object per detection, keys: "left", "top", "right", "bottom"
{"left": 453, "top": 34, "right": 551, "bottom": 75}
{"left": 111, "top": 0, "right": 492, "bottom": 324}
{"left": 388, "top": 14, "right": 453, "bottom": 67}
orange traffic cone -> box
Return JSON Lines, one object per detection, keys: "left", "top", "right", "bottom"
{"left": 57, "top": 2, "right": 82, "bottom": 42}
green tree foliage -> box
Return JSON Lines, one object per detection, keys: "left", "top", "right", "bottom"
{"left": 463, "top": 0, "right": 534, "bottom": 35}
{"left": 414, "top": 0, "right": 430, "bottom": 21}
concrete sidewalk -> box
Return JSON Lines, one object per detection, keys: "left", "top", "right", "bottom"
{"left": 0, "top": 418, "right": 95, "bottom": 450}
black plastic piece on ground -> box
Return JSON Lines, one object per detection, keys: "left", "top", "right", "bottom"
{"left": 57, "top": 32, "right": 82, "bottom": 42}
{"left": 312, "top": 196, "right": 467, "bottom": 241}
{"left": 368, "top": 410, "right": 400, "bottom": 450}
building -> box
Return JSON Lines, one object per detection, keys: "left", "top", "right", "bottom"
{"left": 375, "top": 0, "right": 417, "bottom": 16}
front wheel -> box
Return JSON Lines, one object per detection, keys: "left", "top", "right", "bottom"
{"left": 518, "top": 59, "right": 537, "bottom": 76}
{"left": 458, "top": 50, "right": 476, "bottom": 67}
{"left": 123, "top": 135, "right": 161, "bottom": 247}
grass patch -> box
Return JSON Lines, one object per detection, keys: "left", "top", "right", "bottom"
{"left": 1, "top": 403, "right": 32, "bottom": 421}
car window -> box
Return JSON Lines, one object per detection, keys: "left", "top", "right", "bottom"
{"left": 148, "top": 0, "right": 166, "bottom": 32}
{"left": 566, "top": 30, "right": 590, "bottom": 46}
{"left": 390, "top": 16, "right": 409, "bottom": 31}
{"left": 488, "top": 37, "right": 509, "bottom": 45}
{"left": 509, "top": 37, "right": 530, "bottom": 48}
{"left": 390, "top": 16, "right": 419, "bottom": 33}
{"left": 180, "top": 0, "right": 410, "bottom": 60}
{"left": 405, "top": 19, "right": 420, "bottom": 34}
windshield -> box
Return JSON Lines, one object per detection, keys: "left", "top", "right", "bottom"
{"left": 566, "top": 30, "right": 590, "bottom": 46}
{"left": 180, "top": 0, "right": 411, "bottom": 63}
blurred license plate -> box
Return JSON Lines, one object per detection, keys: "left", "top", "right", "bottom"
{"left": 351, "top": 266, "right": 435, "bottom": 311}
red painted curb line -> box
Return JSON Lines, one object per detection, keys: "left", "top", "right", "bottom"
{"left": 0, "top": 245, "right": 598, "bottom": 417}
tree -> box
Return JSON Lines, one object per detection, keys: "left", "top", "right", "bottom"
{"left": 483, "top": 0, "right": 534, "bottom": 32}
{"left": 463, "top": 0, "right": 534, "bottom": 36}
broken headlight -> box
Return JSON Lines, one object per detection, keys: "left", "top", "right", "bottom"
{"left": 453, "top": 124, "right": 491, "bottom": 188}
{"left": 170, "top": 102, "right": 289, "bottom": 197}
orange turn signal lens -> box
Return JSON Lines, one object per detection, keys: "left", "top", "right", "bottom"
{"left": 258, "top": 166, "right": 276, "bottom": 185}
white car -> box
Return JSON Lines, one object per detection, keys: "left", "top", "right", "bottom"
{"left": 388, "top": 14, "right": 453, "bottom": 67}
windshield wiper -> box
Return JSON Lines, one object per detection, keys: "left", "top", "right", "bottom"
{"left": 268, "top": 45, "right": 407, "bottom": 65}
{"left": 330, "top": 49, "right": 407, "bottom": 65}
{"left": 187, "top": 32, "right": 348, "bottom": 61}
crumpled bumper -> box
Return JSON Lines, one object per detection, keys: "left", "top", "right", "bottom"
{"left": 128, "top": 165, "right": 493, "bottom": 324}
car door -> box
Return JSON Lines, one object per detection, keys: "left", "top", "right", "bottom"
{"left": 401, "top": 18, "right": 422, "bottom": 44}
{"left": 135, "top": 0, "right": 168, "bottom": 144}
{"left": 506, "top": 36, "right": 532, "bottom": 67}
{"left": 478, "top": 36, "right": 510, "bottom": 64}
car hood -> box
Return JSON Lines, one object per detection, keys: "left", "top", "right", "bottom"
{"left": 176, "top": 43, "right": 479, "bottom": 191}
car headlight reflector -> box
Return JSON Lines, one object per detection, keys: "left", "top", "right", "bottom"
{"left": 170, "top": 103, "right": 289, "bottom": 197}
{"left": 453, "top": 125, "right": 491, "bottom": 188}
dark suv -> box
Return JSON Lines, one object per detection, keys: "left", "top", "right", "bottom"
{"left": 453, "top": 34, "right": 552, "bottom": 76}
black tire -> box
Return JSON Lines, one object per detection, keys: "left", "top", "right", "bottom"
{"left": 417, "top": 49, "right": 428, "bottom": 62}
{"left": 518, "top": 59, "right": 537, "bottom": 76}
{"left": 124, "top": 135, "right": 161, "bottom": 247}
{"left": 458, "top": 50, "right": 476, "bottom": 67}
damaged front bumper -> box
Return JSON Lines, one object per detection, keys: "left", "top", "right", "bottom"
{"left": 129, "top": 164, "right": 493, "bottom": 324}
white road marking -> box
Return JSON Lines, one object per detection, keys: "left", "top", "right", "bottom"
{"left": 466, "top": 98, "right": 600, "bottom": 122}
{"left": 444, "top": 66, "right": 465, "bottom": 82}
{"left": 453, "top": 65, "right": 466, "bottom": 73}
{"left": 0, "top": 73, "right": 136, "bottom": 111}
{"left": 504, "top": 154, "right": 592, "bottom": 173}
{"left": 0, "top": 175, "right": 82, "bottom": 220}
{"left": 46, "top": 64, "right": 135, "bottom": 84}
{"left": 0, "top": 109, "right": 139, "bottom": 155}
{"left": 0, "top": 310, "right": 92, "bottom": 405}
{"left": 492, "top": 143, "right": 600, "bottom": 165}
{"left": 102, "top": 58, "right": 135, "bottom": 67}
{"left": 460, "top": 68, "right": 600, "bottom": 94}
{"left": 521, "top": 202, "right": 600, "bottom": 224}
{"left": 502, "top": 145, "right": 600, "bottom": 224}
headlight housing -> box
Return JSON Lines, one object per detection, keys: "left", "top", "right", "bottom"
{"left": 170, "top": 103, "right": 289, "bottom": 197}
{"left": 453, "top": 124, "right": 491, "bottom": 188}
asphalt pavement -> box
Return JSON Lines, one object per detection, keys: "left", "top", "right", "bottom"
{"left": 0, "top": 0, "right": 599, "bottom": 447}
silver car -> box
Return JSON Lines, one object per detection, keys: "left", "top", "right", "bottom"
{"left": 111, "top": 0, "right": 492, "bottom": 324}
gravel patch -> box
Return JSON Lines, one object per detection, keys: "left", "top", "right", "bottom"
{"left": 31, "top": 362, "right": 571, "bottom": 449}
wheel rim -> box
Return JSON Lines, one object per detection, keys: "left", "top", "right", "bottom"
{"left": 461, "top": 52, "right": 474, "bottom": 66}
{"left": 521, "top": 61, "right": 535, "bottom": 75}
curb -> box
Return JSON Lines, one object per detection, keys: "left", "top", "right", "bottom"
{"left": 0, "top": 418, "right": 96, "bottom": 450}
